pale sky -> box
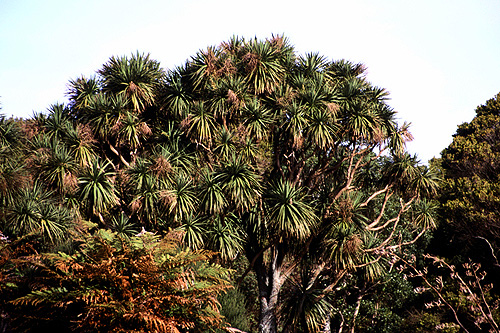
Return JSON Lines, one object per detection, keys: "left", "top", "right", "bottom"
{"left": 1, "top": 0, "right": 499, "bottom": 162}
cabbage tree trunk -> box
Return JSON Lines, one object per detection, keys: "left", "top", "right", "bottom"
{"left": 253, "top": 246, "right": 285, "bottom": 333}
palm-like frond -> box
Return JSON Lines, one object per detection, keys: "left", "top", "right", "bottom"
{"left": 110, "top": 212, "right": 138, "bottom": 238}
{"left": 384, "top": 153, "right": 422, "bottom": 196}
{"left": 327, "top": 59, "right": 367, "bottom": 82}
{"left": 99, "top": 52, "right": 163, "bottom": 112}
{"left": 283, "top": 102, "right": 308, "bottom": 147}
{"left": 339, "top": 77, "right": 368, "bottom": 106}
{"left": 215, "top": 155, "right": 261, "bottom": 212}
{"left": 0, "top": 116, "right": 27, "bottom": 205}
{"left": 45, "top": 103, "right": 72, "bottom": 140}
{"left": 388, "top": 121, "right": 413, "bottom": 156}
{"left": 242, "top": 39, "right": 285, "bottom": 94}
{"left": 38, "top": 143, "right": 79, "bottom": 194}
{"left": 207, "top": 213, "right": 244, "bottom": 261}
{"left": 207, "top": 75, "right": 248, "bottom": 123}
{"left": 64, "top": 123, "right": 96, "bottom": 167}
{"left": 360, "top": 253, "right": 385, "bottom": 282}
{"left": 207, "top": 80, "right": 232, "bottom": 121}
{"left": 266, "top": 179, "right": 317, "bottom": 241}
{"left": 151, "top": 142, "right": 194, "bottom": 177}
{"left": 67, "top": 75, "right": 101, "bottom": 111}
{"left": 267, "top": 34, "right": 296, "bottom": 67}
{"left": 7, "top": 183, "right": 48, "bottom": 237}
{"left": 344, "top": 101, "right": 378, "bottom": 141}
{"left": 220, "top": 35, "right": 245, "bottom": 58}
{"left": 198, "top": 170, "right": 227, "bottom": 215}
{"left": 168, "top": 173, "right": 198, "bottom": 223}
{"left": 160, "top": 66, "right": 193, "bottom": 118}
{"left": 297, "top": 73, "right": 337, "bottom": 111}
{"left": 130, "top": 175, "right": 163, "bottom": 226}
{"left": 185, "top": 101, "right": 217, "bottom": 143}
{"left": 0, "top": 114, "right": 22, "bottom": 147}
{"left": 359, "top": 234, "right": 386, "bottom": 281}
{"left": 83, "top": 93, "right": 127, "bottom": 141}
{"left": 239, "top": 137, "right": 259, "bottom": 162}
{"left": 328, "top": 192, "right": 368, "bottom": 229}
{"left": 306, "top": 107, "right": 338, "bottom": 149}
{"left": 126, "top": 157, "right": 153, "bottom": 192}
{"left": 323, "top": 227, "right": 364, "bottom": 271}
{"left": 243, "top": 98, "right": 273, "bottom": 140}
{"left": 214, "top": 127, "right": 236, "bottom": 160}
{"left": 78, "top": 159, "right": 118, "bottom": 218}
{"left": 117, "top": 111, "right": 151, "bottom": 150}
{"left": 37, "top": 204, "right": 73, "bottom": 242}
{"left": 412, "top": 198, "right": 438, "bottom": 229}
{"left": 297, "top": 52, "right": 329, "bottom": 78}
{"left": 281, "top": 267, "right": 334, "bottom": 332}
{"left": 189, "top": 46, "right": 224, "bottom": 90}
{"left": 323, "top": 193, "right": 369, "bottom": 270}
{"left": 27, "top": 132, "right": 52, "bottom": 155}
{"left": 7, "top": 183, "right": 72, "bottom": 242}
{"left": 177, "top": 214, "right": 206, "bottom": 250}
{"left": 0, "top": 159, "right": 27, "bottom": 207}
{"left": 410, "top": 165, "right": 441, "bottom": 199}
{"left": 222, "top": 75, "right": 249, "bottom": 114}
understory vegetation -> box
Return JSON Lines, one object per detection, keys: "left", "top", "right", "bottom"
{"left": 1, "top": 36, "right": 499, "bottom": 332}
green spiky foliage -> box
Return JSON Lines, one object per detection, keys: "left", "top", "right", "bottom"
{"left": 77, "top": 159, "right": 118, "bottom": 223}
{"left": 5, "top": 183, "right": 74, "bottom": 243}
{"left": 99, "top": 52, "right": 164, "bottom": 113}
{"left": 0, "top": 109, "right": 81, "bottom": 250}
{"left": 24, "top": 104, "right": 97, "bottom": 200}
{"left": 66, "top": 53, "right": 164, "bottom": 170}
{"left": 1, "top": 228, "right": 231, "bottom": 332}
{"left": 0, "top": 114, "right": 27, "bottom": 211}
{"left": 67, "top": 76, "right": 100, "bottom": 113}
{"left": 110, "top": 212, "right": 138, "bottom": 238}
{"left": 280, "top": 263, "right": 335, "bottom": 333}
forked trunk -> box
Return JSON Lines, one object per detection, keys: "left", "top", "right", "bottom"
{"left": 259, "top": 300, "right": 278, "bottom": 333}
{"left": 255, "top": 247, "right": 285, "bottom": 333}
{"left": 258, "top": 273, "right": 283, "bottom": 333}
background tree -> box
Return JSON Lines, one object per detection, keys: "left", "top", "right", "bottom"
{"left": 436, "top": 92, "right": 500, "bottom": 270}
{"left": 404, "top": 92, "right": 500, "bottom": 332}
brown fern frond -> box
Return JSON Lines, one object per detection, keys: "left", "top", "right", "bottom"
{"left": 4, "top": 230, "right": 231, "bottom": 331}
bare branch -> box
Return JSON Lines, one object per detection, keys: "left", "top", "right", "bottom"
{"left": 366, "top": 198, "right": 414, "bottom": 252}
{"left": 360, "top": 185, "right": 389, "bottom": 207}
{"left": 365, "top": 191, "right": 393, "bottom": 230}
{"left": 473, "top": 236, "right": 500, "bottom": 268}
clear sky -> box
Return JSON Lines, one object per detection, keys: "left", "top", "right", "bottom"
{"left": 1, "top": 0, "right": 499, "bottom": 162}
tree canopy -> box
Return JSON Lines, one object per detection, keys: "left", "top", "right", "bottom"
{"left": 0, "top": 36, "right": 448, "bottom": 332}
